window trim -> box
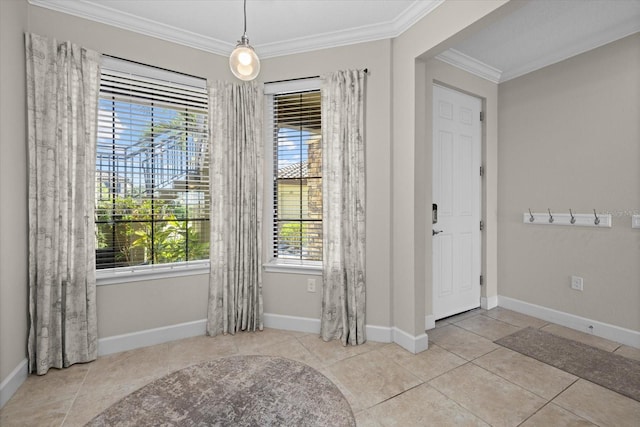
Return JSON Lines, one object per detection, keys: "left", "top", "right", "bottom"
{"left": 95, "top": 56, "right": 210, "bottom": 277}
{"left": 96, "top": 260, "right": 210, "bottom": 286}
{"left": 264, "top": 78, "right": 323, "bottom": 273}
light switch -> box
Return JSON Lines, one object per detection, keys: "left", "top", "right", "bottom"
{"left": 632, "top": 215, "right": 640, "bottom": 229}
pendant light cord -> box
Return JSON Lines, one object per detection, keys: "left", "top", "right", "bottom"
{"left": 243, "top": 0, "right": 247, "bottom": 36}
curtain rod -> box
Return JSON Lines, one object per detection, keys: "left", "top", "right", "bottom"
{"left": 265, "top": 68, "right": 368, "bottom": 85}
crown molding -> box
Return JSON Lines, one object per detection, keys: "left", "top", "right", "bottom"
{"left": 29, "top": 0, "right": 444, "bottom": 59}
{"left": 29, "top": 0, "right": 233, "bottom": 55}
{"left": 436, "top": 49, "right": 502, "bottom": 84}
{"left": 392, "top": 0, "right": 445, "bottom": 37}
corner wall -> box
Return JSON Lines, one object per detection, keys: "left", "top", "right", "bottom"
{"left": 498, "top": 33, "right": 640, "bottom": 333}
{"left": 0, "top": 0, "right": 29, "bottom": 406}
{"left": 260, "top": 40, "right": 394, "bottom": 328}
{"left": 391, "top": 0, "right": 508, "bottom": 338}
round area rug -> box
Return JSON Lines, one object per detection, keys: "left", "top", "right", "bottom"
{"left": 86, "top": 355, "right": 355, "bottom": 426}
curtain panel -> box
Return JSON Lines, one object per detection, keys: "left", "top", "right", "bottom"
{"left": 25, "top": 33, "right": 100, "bottom": 374}
{"left": 207, "top": 81, "right": 264, "bottom": 336}
{"left": 320, "top": 69, "right": 367, "bottom": 346}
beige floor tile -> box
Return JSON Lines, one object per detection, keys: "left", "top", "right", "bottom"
{"left": 427, "top": 325, "right": 499, "bottom": 360}
{"left": 63, "top": 382, "right": 142, "bottom": 427}
{"left": 82, "top": 344, "right": 172, "bottom": 391}
{"left": 249, "top": 336, "right": 325, "bottom": 369}
{"left": 378, "top": 343, "right": 466, "bottom": 381}
{"left": 434, "top": 319, "right": 452, "bottom": 328}
{"left": 429, "top": 363, "right": 546, "bottom": 427}
{"left": 614, "top": 345, "right": 640, "bottom": 362}
{"left": 441, "top": 308, "right": 486, "bottom": 324}
{"left": 0, "top": 397, "right": 69, "bottom": 427}
{"left": 323, "top": 349, "right": 421, "bottom": 412}
{"left": 553, "top": 379, "right": 640, "bottom": 427}
{"left": 356, "top": 384, "right": 489, "bottom": 427}
{"left": 485, "top": 307, "right": 549, "bottom": 328}
{"left": 3, "top": 316, "right": 635, "bottom": 427}
{"left": 541, "top": 324, "right": 620, "bottom": 352}
{"left": 0, "top": 363, "right": 89, "bottom": 427}
{"left": 163, "top": 334, "right": 238, "bottom": 371}
{"left": 355, "top": 409, "right": 385, "bottom": 426}
{"left": 455, "top": 315, "right": 522, "bottom": 341}
{"left": 474, "top": 347, "right": 578, "bottom": 399}
{"left": 3, "top": 363, "right": 89, "bottom": 407}
{"left": 231, "top": 328, "right": 301, "bottom": 354}
{"left": 298, "top": 334, "right": 381, "bottom": 366}
{"left": 520, "top": 403, "right": 596, "bottom": 426}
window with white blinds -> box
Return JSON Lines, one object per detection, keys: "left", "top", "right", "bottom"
{"left": 95, "top": 57, "right": 209, "bottom": 271}
{"left": 266, "top": 82, "right": 322, "bottom": 264}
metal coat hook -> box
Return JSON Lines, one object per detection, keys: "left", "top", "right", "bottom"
{"left": 548, "top": 208, "right": 554, "bottom": 223}
{"left": 593, "top": 209, "right": 600, "bottom": 225}
{"left": 529, "top": 208, "right": 535, "bottom": 222}
{"left": 569, "top": 209, "right": 576, "bottom": 224}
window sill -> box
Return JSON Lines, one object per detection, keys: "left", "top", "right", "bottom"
{"left": 263, "top": 261, "right": 322, "bottom": 276}
{"left": 96, "top": 260, "right": 210, "bottom": 286}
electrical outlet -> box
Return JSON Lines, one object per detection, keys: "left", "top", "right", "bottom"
{"left": 570, "top": 276, "right": 583, "bottom": 291}
{"left": 307, "top": 278, "right": 316, "bottom": 293}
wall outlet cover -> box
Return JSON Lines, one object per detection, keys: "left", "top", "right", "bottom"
{"left": 570, "top": 276, "right": 583, "bottom": 291}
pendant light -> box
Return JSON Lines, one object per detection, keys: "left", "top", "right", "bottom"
{"left": 229, "top": 0, "right": 260, "bottom": 81}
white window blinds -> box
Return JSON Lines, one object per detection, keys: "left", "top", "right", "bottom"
{"left": 267, "top": 84, "right": 323, "bottom": 263}
{"left": 95, "top": 57, "right": 209, "bottom": 270}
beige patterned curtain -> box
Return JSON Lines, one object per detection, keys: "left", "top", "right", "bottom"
{"left": 25, "top": 33, "right": 100, "bottom": 375}
{"left": 207, "top": 81, "right": 263, "bottom": 336}
{"left": 320, "top": 70, "right": 366, "bottom": 345}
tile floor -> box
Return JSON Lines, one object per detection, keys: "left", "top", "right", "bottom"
{"left": 2, "top": 307, "right": 639, "bottom": 426}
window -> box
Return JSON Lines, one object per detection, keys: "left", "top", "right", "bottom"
{"left": 95, "top": 57, "right": 209, "bottom": 275}
{"left": 266, "top": 80, "right": 322, "bottom": 267}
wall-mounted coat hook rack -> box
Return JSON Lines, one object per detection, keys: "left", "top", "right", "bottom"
{"left": 523, "top": 210, "right": 611, "bottom": 228}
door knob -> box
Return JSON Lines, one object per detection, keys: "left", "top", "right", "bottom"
{"left": 432, "top": 229, "right": 443, "bottom": 236}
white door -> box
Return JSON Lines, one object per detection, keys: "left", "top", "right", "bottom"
{"left": 432, "top": 85, "right": 482, "bottom": 320}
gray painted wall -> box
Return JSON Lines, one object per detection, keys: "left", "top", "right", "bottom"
{"left": 498, "top": 32, "right": 640, "bottom": 332}
{"left": 0, "top": 0, "right": 29, "bottom": 385}
{"left": 2, "top": 0, "right": 637, "bottom": 399}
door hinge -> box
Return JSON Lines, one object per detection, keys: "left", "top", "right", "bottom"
{"left": 480, "top": 275, "right": 484, "bottom": 286}
{"left": 480, "top": 220, "right": 484, "bottom": 231}
{"left": 480, "top": 165, "right": 484, "bottom": 176}
{"left": 480, "top": 111, "right": 484, "bottom": 122}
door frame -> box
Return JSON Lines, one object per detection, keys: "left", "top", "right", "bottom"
{"left": 425, "top": 76, "right": 489, "bottom": 330}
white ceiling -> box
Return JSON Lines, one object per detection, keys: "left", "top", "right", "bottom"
{"left": 30, "top": 0, "right": 640, "bottom": 83}
{"left": 439, "top": 0, "right": 640, "bottom": 82}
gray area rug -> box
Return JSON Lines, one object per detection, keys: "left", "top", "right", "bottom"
{"left": 87, "top": 355, "right": 355, "bottom": 426}
{"left": 496, "top": 327, "right": 640, "bottom": 402}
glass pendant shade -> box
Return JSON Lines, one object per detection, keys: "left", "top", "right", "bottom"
{"left": 229, "top": 36, "right": 260, "bottom": 81}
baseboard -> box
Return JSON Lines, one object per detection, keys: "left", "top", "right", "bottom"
{"left": 0, "top": 358, "right": 28, "bottom": 409}
{"left": 481, "top": 295, "right": 498, "bottom": 310}
{"left": 366, "top": 324, "right": 393, "bottom": 343}
{"left": 393, "top": 327, "right": 429, "bottom": 354}
{"left": 498, "top": 295, "right": 640, "bottom": 349}
{"left": 265, "top": 313, "right": 429, "bottom": 352}
{"left": 425, "top": 314, "right": 436, "bottom": 331}
{"left": 264, "top": 313, "right": 394, "bottom": 343}
{"left": 263, "top": 313, "right": 320, "bottom": 334}
{"left": 98, "top": 319, "right": 207, "bottom": 356}
{"left": 97, "top": 313, "right": 420, "bottom": 359}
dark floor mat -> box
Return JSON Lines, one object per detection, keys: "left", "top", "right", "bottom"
{"left": 495, "top": 327, "right": 640, "bottom": 402}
